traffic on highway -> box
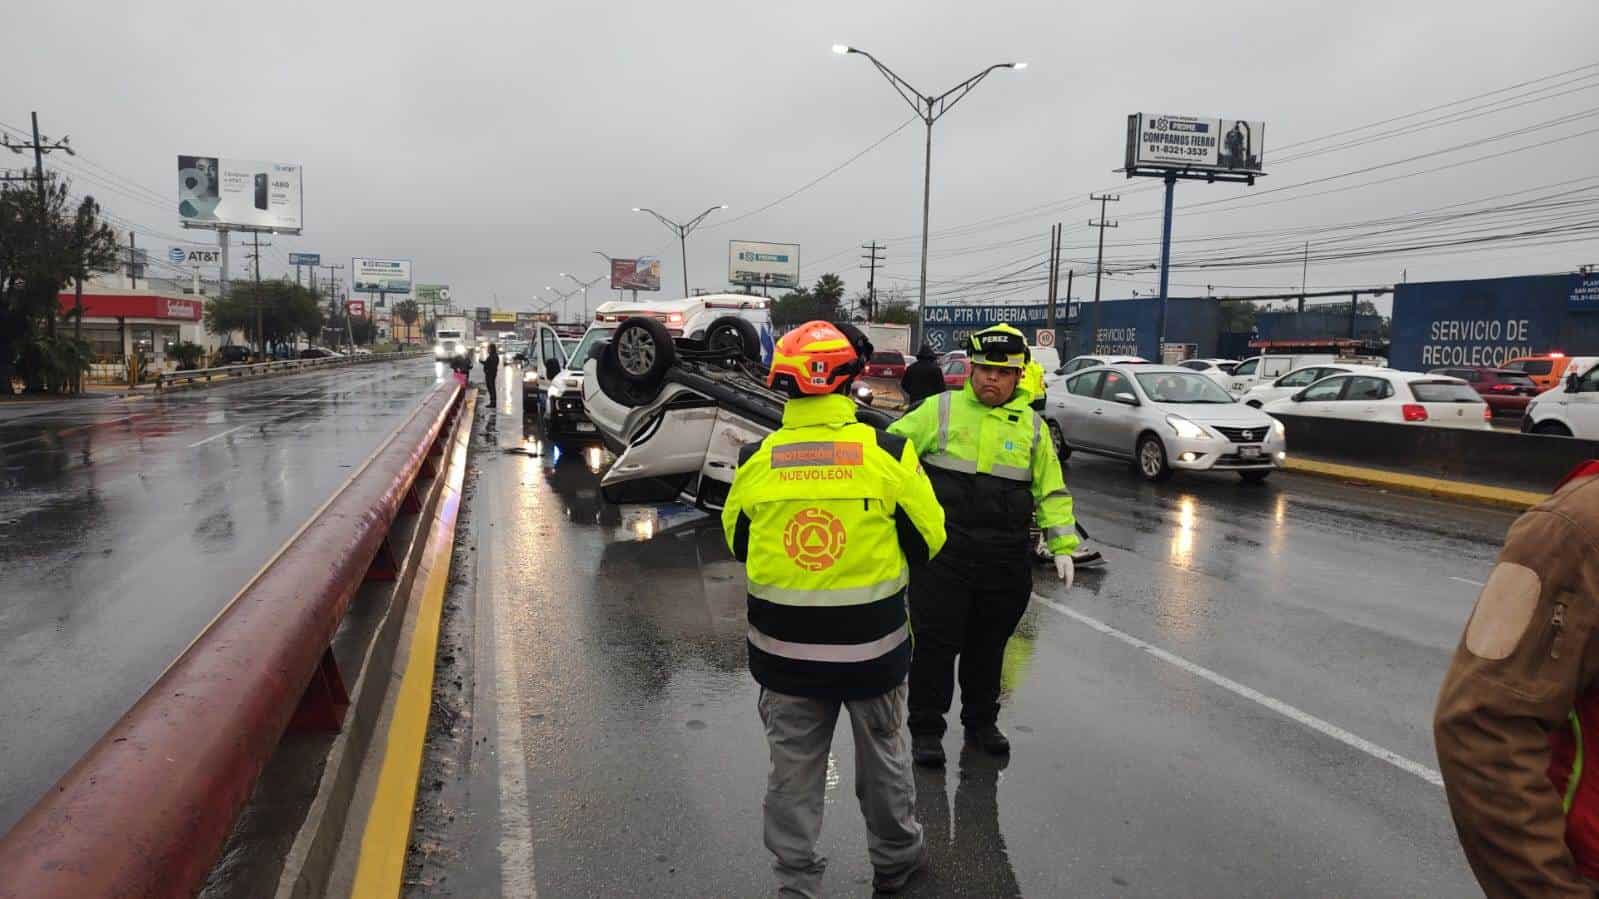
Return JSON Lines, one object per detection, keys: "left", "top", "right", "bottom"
{"left": 5, "top": 3, "right": 1599, "bottom": 898}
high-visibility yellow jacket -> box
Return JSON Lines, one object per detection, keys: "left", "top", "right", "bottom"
{"left": 888, "top": 380, "right": 1077, "bottom": 569}
{"left": 723, "top": 393, "right": 947, "bottom": 699}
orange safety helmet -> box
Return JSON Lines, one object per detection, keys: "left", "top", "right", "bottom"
{"left": 768, "top": 320, "right": 863, "bottom": 397}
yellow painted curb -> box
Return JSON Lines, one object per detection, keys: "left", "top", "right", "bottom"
{"left": 350, "top": 392, "right": 475, "bottom": 899}
{"left": 1284, "top": 457, "right": 1546, "bottom": 511}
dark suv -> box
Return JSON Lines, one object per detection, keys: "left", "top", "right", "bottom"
{"left": 1427, "top": 367, "right": 1540, "bottom": 416}
{"left": 217, "top": 345, "right": 252, "bottom": 365}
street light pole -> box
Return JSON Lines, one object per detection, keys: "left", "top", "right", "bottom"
{"left": 561, "top": 272, "right": 606, "bottom": 320}
{"left": 833, "top": 44, "right": 1024, "bottom": 337}
{"left": 593, "top": 250, "right": 622, "bottom": 299}
{"left": 633, "top": 205, "right": 727, "bottom": 298}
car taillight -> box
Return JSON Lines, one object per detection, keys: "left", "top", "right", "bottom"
{"left": 1490, "top": 383, "right": 1516, "bottom": 392}
{"left": 1402, "top": 404, "right": 1429, "bottom": 422}
{"left": 1483, "top": 406, "right": 1492, "bottom": 421}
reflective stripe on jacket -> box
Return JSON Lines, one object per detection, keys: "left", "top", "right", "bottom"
{"left": 722, "top": 393, "right": 947, "bottom": 700}
{"left": 888, "top": 380, "right": 1077, "bottom": 564}
{"left": 1549, "top": 693, "right": 1599, "bottom": 880}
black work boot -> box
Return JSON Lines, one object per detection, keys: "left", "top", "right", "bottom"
{"left": 965, "top": 724, "right": 1011, "bottom": 756}
{"left": 911, "top": 734, "right": 945, "bottom": 768}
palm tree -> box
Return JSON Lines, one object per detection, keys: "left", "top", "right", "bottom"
{"left": 394, "top": 299, "right": 420, "bottom": 344}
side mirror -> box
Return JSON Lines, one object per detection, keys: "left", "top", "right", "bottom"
{"left": 1568, "top": 371, "right": 1582, "bottom": 393}
{"left": 1291, "top": 391, "right": 1306, "bottom": 402}
{"left": 544, "top": 358, "right": 560, "bottom": 379}
{"left": 1113, "top": 392, "right": 1139, "bottom": 406}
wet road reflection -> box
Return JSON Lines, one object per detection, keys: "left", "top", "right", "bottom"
{"left": 0, "top": 360, "right": 441, "bottom": 831}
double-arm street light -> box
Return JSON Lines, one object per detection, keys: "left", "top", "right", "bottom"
{"left": 832, "top": 44, "right": 1025, "bottom": 334}
{"left": 560, "top": 272, "right": 608, "bottom": 320}
{"left": 544, "top": 285, "right": 580, "bottom": 322}
{"left": 632, "top": 205, "right": 727, "bottom": 298}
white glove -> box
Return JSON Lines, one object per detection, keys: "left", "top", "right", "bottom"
{"left": 1054, "top": 554, "right": 1074, "bottom": 589}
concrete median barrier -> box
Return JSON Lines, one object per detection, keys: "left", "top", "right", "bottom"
{"left": 1273, "top": 412, "right": 1599, "bottom": 504}
{"left": 0, "top": 380, "right": 465, "bottom": 899}
{"left": 155, "top": 350, "right": 430, "bottom": 392}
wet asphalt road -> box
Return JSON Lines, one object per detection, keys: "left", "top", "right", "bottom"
{"left": 409, "top": 373, "right": 1514, "bottom": 897}
{"left": 0, "top": 359, "right": 445, "bottom": 832}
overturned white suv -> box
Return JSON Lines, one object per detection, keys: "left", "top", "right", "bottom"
{"left": 582, "top": 316, "right": 1103, "bottom": 567}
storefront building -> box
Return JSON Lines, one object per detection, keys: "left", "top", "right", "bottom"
{"left": 56, "top": 288, "right": 211, "bottom": 368}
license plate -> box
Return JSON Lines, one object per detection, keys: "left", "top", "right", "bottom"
{"left": 1239, "top": 445, "right": 1262, "bottom": 459}
{"left": 576, "top": 421, "right": 596, "bottom": 432}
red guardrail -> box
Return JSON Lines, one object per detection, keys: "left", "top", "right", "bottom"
{"left": 0, "top": 380, "right": 466, "bottom": 899}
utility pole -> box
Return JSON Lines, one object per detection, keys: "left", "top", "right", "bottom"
{"left": 860, "top": 241, "right": 885, "bottom": 322}
{"left": 320, "top": 263, "right": 345, "bottom": 347}
{"left": 1298, "top": 241, "right": 1311, "bottom": 314}
{"left": 1088, "top": 193, "right": 1119, "bottom": 355}
{"left": 126, "top": 231, "right": 138, "bottom": 290}
{"left": 1045, "top": 223, "right": 1060, "bottom": 334}
{"left": 245, "top": 232, "right": 271, "bottom": 361}
{"left": 2, "top": 112, "right": 76, "bottom": 338}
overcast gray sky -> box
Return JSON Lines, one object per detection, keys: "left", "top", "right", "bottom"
{"left": 7, "top": 0, "right": 1598, "bottom": 317}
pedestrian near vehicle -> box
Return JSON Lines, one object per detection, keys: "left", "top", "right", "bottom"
{"left": 900, "top": 344, "right": 945, "bottom": 407}
{"left": 723, "top": 320, "right": 947, "bottom": 897}
{"left": 1435, "top": 459, "right": 1599, "bottom": 897}
{"left": 481, "top": 343, "right": 500, "bottom": 410}
{"left": 888, "top": 323, "right": 1078, "bottom": 768}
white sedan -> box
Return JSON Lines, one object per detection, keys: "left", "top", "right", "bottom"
{"left": 1177, "top": 358, "right": 1240, "bottom": 384}
{"left": 1238, "top": 363, "right": 1384, "bottom": 408}
{"left": 1262, "top": 370, "right": 1490, "bottom": 429}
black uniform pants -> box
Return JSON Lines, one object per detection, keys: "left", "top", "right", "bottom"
{"left": 907, "top": 556, "right": 1031, "bottom": 737}
{"left": 482, "top": 367, "right": 498, "bottom": 409}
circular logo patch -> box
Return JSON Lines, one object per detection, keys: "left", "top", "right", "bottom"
{"left": 783, "top": 507, "right": 848, "bottom": 572}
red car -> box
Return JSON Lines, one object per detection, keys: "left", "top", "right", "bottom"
{"left": 1428, "top": 366, "right": 1540, "bottom": 416}
{"left": 942, "top": 356, "right": 971, "bottom": 389}
{"left": 863, "top": 350, "right": 907, "bottom": 379}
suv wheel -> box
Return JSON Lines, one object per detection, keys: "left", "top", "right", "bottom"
{"left": 1532, "top": 420, "right": 1573, "bottom": 437}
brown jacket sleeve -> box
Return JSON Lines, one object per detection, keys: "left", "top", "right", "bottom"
{"left": 1434, "top": 479, "right": 1599, "bottom": 898}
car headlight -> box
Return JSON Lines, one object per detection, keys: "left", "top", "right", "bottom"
{"left": 1271, "top": 418, "right": 1285, "bottom": 439}
{"left": 1166, "top": 414, "right": 1207, "bottom": 439}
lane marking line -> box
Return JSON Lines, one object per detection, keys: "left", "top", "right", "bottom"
{"left": 1032, "top": 593, "right": 1445, "bottom": 787}
{"left": 1450, "top": 576, "right": 1485, "bottom": 588}
{"left": 489, "top": 450, "right": 538, "bottom": 898}
{"left": 350, "top": 392, "right": 474, "bottom": 898}
{"left": 186, "top": 423, "right": 247, "bottom": 448}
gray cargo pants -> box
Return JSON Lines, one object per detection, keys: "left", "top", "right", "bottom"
{"left": 757, "top": 683, "right": 924, "bottom": 898}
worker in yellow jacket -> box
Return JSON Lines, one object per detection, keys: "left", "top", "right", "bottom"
{"left": 724, "top": 320, "right": 947, "bottom": 896}
{"left": 888, "top": 322, "right": 1077, "bottom": 767}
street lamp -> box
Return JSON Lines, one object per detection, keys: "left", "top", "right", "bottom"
{"left": 832, "top": 44, "right": 1025, "bottom": 334}
{"left": 632, "top": 205, "right": 727, "bottom": 298}
{"left": 560, "top": 271, "right": 607, "bottom": 320}
{"left": 544, "top": 285, "right": 579, "bottom": 322}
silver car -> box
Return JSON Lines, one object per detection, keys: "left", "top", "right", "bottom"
{"left": 1041, "top": 365, "right": 1286, "bottom": 482}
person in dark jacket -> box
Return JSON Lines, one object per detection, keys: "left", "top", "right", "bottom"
{"left": 481, "top": 343, "right": 500, "bottom": 409}
{"left": 900, "top": 344, "right": 945, "bottom": 407}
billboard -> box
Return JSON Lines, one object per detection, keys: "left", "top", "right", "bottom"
{"left": 490, "top": 310, "right": 516, "bottom": 324}
{"left": 416, "top": 283, "right": 451, "bottom": 304}
{"left": 288, "top": 252, "right": 320, "bottom": 266}
{"left": 610, "top": 257, "right": 662, "bottom": 291}
{"left": 177, "top": 156, "right": 304, "bottom": 231}
{"left": 347, "top": 299, "right": 367, "bottom": 318}
{"left": 352, "top": 258, "right": 412, "bottom": 293}
{"left": 729, "top": 241, "right": 801, "bottom": 289}
{"left": 1388, "top": 275, "right": 1580, "bottom": 371}
{"left": 1125, "top": 114, "right": 1265, "bottom": 173}
{"left": 922, "top": 304, "right": 1068, "bottom": 355}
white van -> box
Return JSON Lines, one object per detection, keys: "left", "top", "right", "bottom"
{"left": 1224, "top": 354, "right": 1335, "bottom": 395}
{"left": 544, "top": 294, "right": 774, "bottom": 441}
{"left": 1523, "top": 363, "right": 1599, "bottom": 438}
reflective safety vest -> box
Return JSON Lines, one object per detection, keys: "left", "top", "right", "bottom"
{"left": 888, "top": 380, "right": 1077, "bottom": 567}
{"left": 1548, "top": 691, "right": 1599, "bottom": 879}
{"left": 722, "top": 393, "right": 947, "bottom": 700}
